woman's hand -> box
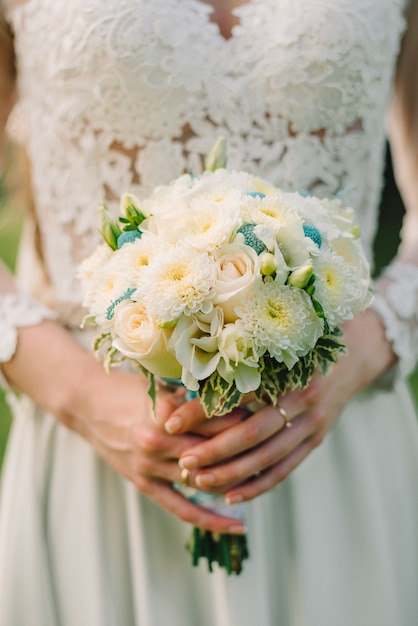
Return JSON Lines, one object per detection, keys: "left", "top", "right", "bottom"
{"left": 164, "top": 308, "right": 397, "bottom": 503}
{"left": 2, "top": 319, "right": 246, "bottom": 535}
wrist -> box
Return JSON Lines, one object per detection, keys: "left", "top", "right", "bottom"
{"left": 341, "top": 308, "right": 397, "bottom": 393}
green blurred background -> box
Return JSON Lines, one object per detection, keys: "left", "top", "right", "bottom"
{"left": 0, "top": 145, "right": 417, "bottom": 469}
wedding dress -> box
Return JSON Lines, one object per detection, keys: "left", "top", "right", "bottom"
{"left": 1, "top": 1, "right": 418, "bottom": 625}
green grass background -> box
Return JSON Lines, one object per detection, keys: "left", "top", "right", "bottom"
{"left": 0, "top": 146, "right": 417, "bottom": 469}
{"left": 0, "top": 211, "right": 21, "bottom": 467}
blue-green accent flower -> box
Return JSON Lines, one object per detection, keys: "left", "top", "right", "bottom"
{"left": 246, "top": 191, "right": 266, "bottom": 199}
{"left": 303, "top": 224, "right": 322, "bottom": 248}
{"left": 298, "top": 190, "right": 311, "bottom": 198}
{"left": 117, "top": 230, "right": 142, "bottom": 248}
{"left": 106, "top": 288, "right": 136, "bottom": 321}
{"left": 236, "top": 224, "right": 266, "bottom": 255}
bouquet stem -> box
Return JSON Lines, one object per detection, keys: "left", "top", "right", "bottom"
{"left": 186, "top": 527, "right": 249, "bottom": 575}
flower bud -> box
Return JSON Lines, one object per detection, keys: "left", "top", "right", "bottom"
{"left": 120, "top": 193, "right": 148, "bottom": 226}
{"left": 204, "top": 136, "right": 227, "bottom": 171}
{"left": 99, "top": 202, "right": 122, "bottom": 250}
{"left": 260, "top": 252, "right": 277, "bottom": 276}
{"left": 287, "top": 265, "right": 313, "bottom": 289}
{"left": 350, "top": 225, "right": 361, "bottom": 239}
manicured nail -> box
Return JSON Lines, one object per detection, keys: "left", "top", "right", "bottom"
{"left": 179, "top": 455, "right": 199, "bottom": 470}
{"left": 195, "top": 473, "right": 215, "bottom": 488}
{"left": 228, "top": 524, "right": 247, "bottom": 535}
{"left": 164, "top": 416, "right": 183, "bottom": 434}
{"left": 225, "top": 494, "right": 244, "bottom": 506}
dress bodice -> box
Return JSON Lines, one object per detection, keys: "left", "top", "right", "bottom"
{"left": 5, "top": 0, "right": 409, "bottom": 324}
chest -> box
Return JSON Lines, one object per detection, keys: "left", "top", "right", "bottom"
{"left": 10, "top": 0, "right": 407, "bottom": 138}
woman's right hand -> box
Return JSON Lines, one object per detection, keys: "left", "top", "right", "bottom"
{"left": 2, "top": 318, "right": 246, "bottom": 535}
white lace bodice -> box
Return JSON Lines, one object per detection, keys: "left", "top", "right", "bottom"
{"left": 3, "top": 0, "right": 418, "bottom": 378}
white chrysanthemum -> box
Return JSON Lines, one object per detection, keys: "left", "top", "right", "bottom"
{"left": 290, "top": 193, "right": 360, "bottom": 241}
{"left": 193, "top": 169, "right": 278, "bottom": 197}
{"left": 79, "top": 245, "right": 132, "bottom": 324}
{"left": 174, "top": 190, "right": 242, "bottom": 250}
{"left": 143, "top": 177, "right": 243, "bottom": 248}
{"left": 78, "top": 243, "right": 112, "bottom": 309}
{"left": 312, "top": 250, "right": 371, "bottom": 326}
{"left": 235, "top": 281, "right": 324, "bottom": 369}
{"left": 115, "top": 233, "right": 158, "bottom": 286}
{"left": 240, "top": 192, "right": 303, "bottom": 231}
{"left": 139, "top": 246, "right": 216, "bottom": 323}
{"left": 320, "top": 199, "right": 360, "bottom": 238}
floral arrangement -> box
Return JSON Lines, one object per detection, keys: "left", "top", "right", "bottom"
{"left": 79, "top": 138, "right": 372, "bottom": 574}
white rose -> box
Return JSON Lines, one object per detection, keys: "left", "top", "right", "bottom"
{"left": 212, "top": 243, "right": 260, "bottom": 322}
{"left": 112, "top": 301, "right": 181, "bottom": 378}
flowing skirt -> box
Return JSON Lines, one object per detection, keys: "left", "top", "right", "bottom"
{"left": 1, "top": 377, "right": 418, "bottom": 626}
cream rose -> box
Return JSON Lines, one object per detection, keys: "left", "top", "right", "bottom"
{"left": 112, "top": 300, "right": 181, "bottom": 378}
{"left": 212, "top": 243, "right": 260, "bottom": 322}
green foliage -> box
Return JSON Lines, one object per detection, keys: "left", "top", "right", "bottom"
{"left": 197, "top": 329, "right": 345, "bottom": 418}
{"left": 257, "top": 330, "right": 345, "bottom": 404}
{"left": 142, "top": 368, "right": 157, "bottom": 419}
{"left": 200, "top": 372, "right": 241, "bottom": 418}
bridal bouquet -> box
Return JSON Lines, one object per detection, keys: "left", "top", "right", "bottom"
{"left": 79, "top": 138, "right": 372, "bottom": 574}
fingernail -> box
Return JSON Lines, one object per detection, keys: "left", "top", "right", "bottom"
{"left": 225, "top": 494, "right": 244, "bottom": 506}
{"left": 179, "top": 455, "right": 199, "bottom": 470}
{"left": 228, "top": 524, "right": 247, "bottom": 535}
{"left": 164, "top": 416, "right": 183, "bottom": 434}
{"left": 195, "top": 473, "right": 215, "bottom": 488}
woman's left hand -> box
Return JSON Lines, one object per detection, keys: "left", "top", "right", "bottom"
{"left": 162, "top": 308, "right": 396, "bottom": 503}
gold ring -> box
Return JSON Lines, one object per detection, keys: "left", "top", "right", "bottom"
{"left": 277, "top": 405, "right": 292, "bottom": 428}
{"left": 180, "top": 468, "right": 191, "bottom": 486}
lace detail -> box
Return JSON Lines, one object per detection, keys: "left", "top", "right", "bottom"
{"left": 372, "top": 262, "right": 418, "bottom": 380}
{"left": 0, "top": 292, "right": 56, "bottom": 363}
{"left": 4, "top": 1, "right": 410, "bottom": 332}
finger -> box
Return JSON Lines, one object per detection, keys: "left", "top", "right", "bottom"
{"left": 179, "top": 404, "right": 292, "bottom": 471}
{"left": 129, "top": 422, "right": 206, "bottom": 461}
{"left": 189, "top": 407, "right": 249, "bottom": 437}
{"left": 137, "top": 478, "right": 246, "bottom": 535}
{"left": 224, "top": 433, "right": 323, "bottom": 504}
{"left": 190, "top": 414, "right": 308, "bottom": 492}
{"left": 163, "top": 397, "right": 208, "bottom": 435}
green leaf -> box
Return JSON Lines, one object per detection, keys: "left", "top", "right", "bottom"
{"left": 214, "top": 385, "right": 243, "bottom": 416}
{"left": 93, "top": 332, "right": 112, "bottom": 355}
{"left": 200, "top": 372, "right": 233, "bottom": 417}
{"left": 80, "top": 315, "right": 97, "bottom": 328}
{"left": 104, "top": 347, "right": 125, "bottom": 372}
{"left": 138, "top": 367, "right": 157, "bottom": 420}
{"left": 99, "top": 202, "right": 122, "bottom": 250}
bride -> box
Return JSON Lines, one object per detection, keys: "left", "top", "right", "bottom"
{"left": 1, "top": 0, "right": 418, "bottom": 624}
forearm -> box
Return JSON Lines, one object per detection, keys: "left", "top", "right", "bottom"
{"left": 1, "top": 317, "right": 101, "bottom": 432}
{"left": 0, "top": 261, "right": 93, "bottom": 427}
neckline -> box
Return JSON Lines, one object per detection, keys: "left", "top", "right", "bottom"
{"left": 193, "top": 0, "right": 252, "bottom": 42}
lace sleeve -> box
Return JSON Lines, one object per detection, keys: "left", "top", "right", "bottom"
{"left": 371, "top": 261, "right": 418, "bottom": 383}
{"left": 0, "top": 291, "right": 56, "bottom": 387}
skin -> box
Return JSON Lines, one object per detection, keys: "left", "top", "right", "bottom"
{"left": 1, "top": 0, "right": 418, "bottom": 533}
{"left": 166, "top": 308, "right": 396, "bottom": 504}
